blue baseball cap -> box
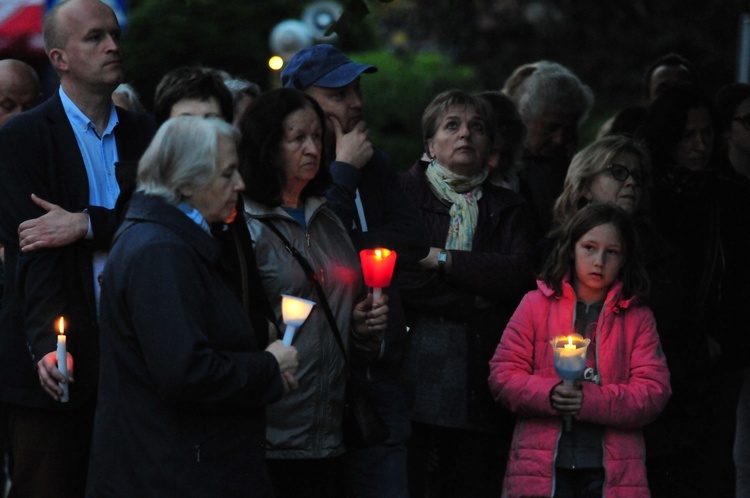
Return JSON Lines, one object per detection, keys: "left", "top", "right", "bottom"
{"left": 281, "top": 44, "right": 377, "bottom": 91}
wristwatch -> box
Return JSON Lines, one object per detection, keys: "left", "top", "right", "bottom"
{"left": 437, "top": 250, "right": 448, "bottom": 273}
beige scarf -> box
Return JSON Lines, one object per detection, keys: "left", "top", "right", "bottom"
{"left": 425, "top": 160, "right": 488, "bottom": 250}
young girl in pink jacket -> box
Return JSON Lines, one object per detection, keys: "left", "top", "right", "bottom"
{"left": 489, "top": 204, "right": 671, "bottom": 498}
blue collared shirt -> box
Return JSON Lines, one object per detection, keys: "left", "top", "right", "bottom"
{"left": 59, "top": 87, "right": 120, "bottom": 209}
{"left": 59, "top": 87, "right": 120, "bottom": 311}
{"left": 176, "top": 201, "right": 211, "bottom": 235}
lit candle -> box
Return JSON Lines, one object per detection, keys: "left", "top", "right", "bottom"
{"left": 56, "top": 317, "right": 69, "bottom": 403}
{"left": 280, "top": 294, "right": 316, "bottom": 346}
{"left": 359, "top": 248, "right": 398, "bottom": 301}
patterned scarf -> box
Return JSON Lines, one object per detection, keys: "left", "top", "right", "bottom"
{"left": 425, "top": 160, "right": 488, "bottom": 250}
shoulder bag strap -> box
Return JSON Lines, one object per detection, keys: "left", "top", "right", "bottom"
{"left": 259, "top": 219, "right": 350, "bottom": 366}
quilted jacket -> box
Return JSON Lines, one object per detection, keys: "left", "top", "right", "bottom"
{"left": 489, "top": 279, "right": 671, "bottom": 497}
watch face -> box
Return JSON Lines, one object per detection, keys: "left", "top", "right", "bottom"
{"left": 438, "top": 251, "right": 448, "bottom": 264}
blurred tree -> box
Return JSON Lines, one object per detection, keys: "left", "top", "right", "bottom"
{"left": 356, "top": 49, "right": 478, "bottom": 170}
{"left": 123, "top": 0, "right": 379, "bottom": 110}
{"left": 371, "top": 0, "right": 748, "bottom": 146}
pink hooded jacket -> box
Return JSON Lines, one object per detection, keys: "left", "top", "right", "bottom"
{"left": 489, "top": 279, "right": 671, "bottom": 497}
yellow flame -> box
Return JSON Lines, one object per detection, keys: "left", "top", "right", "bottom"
{"left": 57, "top": 317, "right": 65, "bottom": 335}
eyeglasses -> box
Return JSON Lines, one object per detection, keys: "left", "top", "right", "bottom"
{"left": 607, "top": 163, "right": 644, "bottom": 183}
{"left": 732, "top": 114, "right": 750, "bottom": 131}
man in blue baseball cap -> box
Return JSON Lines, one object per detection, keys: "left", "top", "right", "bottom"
{"left": 281, "top": 44, "right": 428, "bottom": 498}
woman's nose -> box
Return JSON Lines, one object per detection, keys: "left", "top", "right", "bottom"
{"left": 303, "top": 138, "right": 320, "bottom": 155}
{"left": 233, "top": 172, "right": 245, "bottom": 191}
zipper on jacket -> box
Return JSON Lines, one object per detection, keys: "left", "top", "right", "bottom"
{"left": 306, "top": 231, "right": 311, "bottom": 247}
{"left": 195, "top": 444, "right": 201, "bottom": 463}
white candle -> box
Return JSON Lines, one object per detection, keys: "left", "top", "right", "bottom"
{"left": 280, "top": 295, "right": 316, "bottom": 346}
{"left": 56, "top": 317, "right": 69, "bottom": 403}
{"left": 282, "top": 325, "right": 297, "bottom": 346}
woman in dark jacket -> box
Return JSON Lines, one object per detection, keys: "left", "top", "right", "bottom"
{"left": 87, "top": 117, "right": 298, "bottom": 497}
{"left": 635, "top": 84, "right": 749, "bottom": 497}
{"left": 398, "top": 89, "right": 536, "bottom": 498}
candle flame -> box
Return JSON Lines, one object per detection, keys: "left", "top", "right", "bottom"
{"left": 373, "top": 248, "right": 391, "bottom": 260}
{"left": 57, "top": 317, "right": 65, "bottom": 335}
{"left": 563, "top": 335, "right": 576, "bottom": 350}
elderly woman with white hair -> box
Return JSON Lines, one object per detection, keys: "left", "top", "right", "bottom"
{"left": 87, "top": 116, "right": 298, "bottom": 497}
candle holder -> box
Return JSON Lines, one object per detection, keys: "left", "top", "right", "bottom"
{"left": 56, "top": 317, "right": 69, "bottom": 403}
{"left": 280, "top": 294, "right": 316, "bottom": 346}
{"left": 359, "top": 248, "right": 397, "bottom": 300}
{"left": 550, "top": 333, "right": 590, "bottom": 431}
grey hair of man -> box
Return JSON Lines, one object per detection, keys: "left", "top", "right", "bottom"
{"left": 113, "top": 83, "right": 145, "bottom": 112}
{"left": 136, "top": 116, "right": 240, "bottom": 203}
{"left": 552, "top": 135, "right": 651, "bottom": 225}
{"left": 517, "top": 61, "right": 594, "bottom": 126}
{"left": 421, "top": 89, "right": 496, "bottom": 156}
{"left": 223, "top": 78, "right": 262, "bottom": 105}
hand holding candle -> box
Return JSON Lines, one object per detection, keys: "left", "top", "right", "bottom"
{"left": 56, "top": 316, "right": 69, "bottom": 403}
{"left": 281, "top": 294, "right": 316, "bottom": 346}
{"left": 359, "top": 248, "right": 397, "bottom": 301}
{"left": 550, "top": 334, "right": 590, "bottom": 431}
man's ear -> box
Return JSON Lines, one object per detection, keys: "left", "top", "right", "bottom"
{"left": 48, "top": 48, "right": 68, "bottom": 73}
{"left": 179, "top": 186, "right": 194, "bottom": 198}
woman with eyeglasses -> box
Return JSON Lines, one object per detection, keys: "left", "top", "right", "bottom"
{"left": 552, "top": 135, "right": 650, "bottom": 225}
{"left": 632, "top": 83, "right": 750, "bottom": 498}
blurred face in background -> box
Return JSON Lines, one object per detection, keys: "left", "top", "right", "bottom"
{"left": 649, "top": 64, "right": 693, "bottom": 103}
{"left": 584, "top": 152, "right": 644, "bottom": 214}
{"left": 0, "top": 64, "right": 39, "bottom": 126}
{"left": 673, "top": 106, "right": 714, "bottom": 171}
{"left": 726, "top": 97, "right": 750, "bottom": 157}
{"left": 169, "top": 97, "right": 222, "bottom": 121}
{"left": 525, "top": 107, "right": 579, "bottom": 162}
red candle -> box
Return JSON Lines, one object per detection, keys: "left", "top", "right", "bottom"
{"left": 359, "top": 248, "right": 397, "bottom": 300}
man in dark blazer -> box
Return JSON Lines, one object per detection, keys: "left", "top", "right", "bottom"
{"left": 0, "top": 0, "right": 155, "bottom": 496}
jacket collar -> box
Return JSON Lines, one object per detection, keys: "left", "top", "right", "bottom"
{"left": 242, "top": 194, "right": 327, "bottom": 223}
{"left": 536, "top": 277, "right": 635, "bottom": 312}
{"left": 121, "top": 192, "right": 219, "bottom": 263}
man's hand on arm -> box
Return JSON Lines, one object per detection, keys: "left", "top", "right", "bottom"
{"left": 329, "top": 115, "right": 373, "bottom": 169}
{"left": 19, "top": 193, "right": 89, "bottom": 251}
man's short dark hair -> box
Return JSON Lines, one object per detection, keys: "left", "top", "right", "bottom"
{"left": 643, "top": 53, "right": 700, "bottom": 99}
{"left": 153, "top": 66, "right": 233, "bottom": 126}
